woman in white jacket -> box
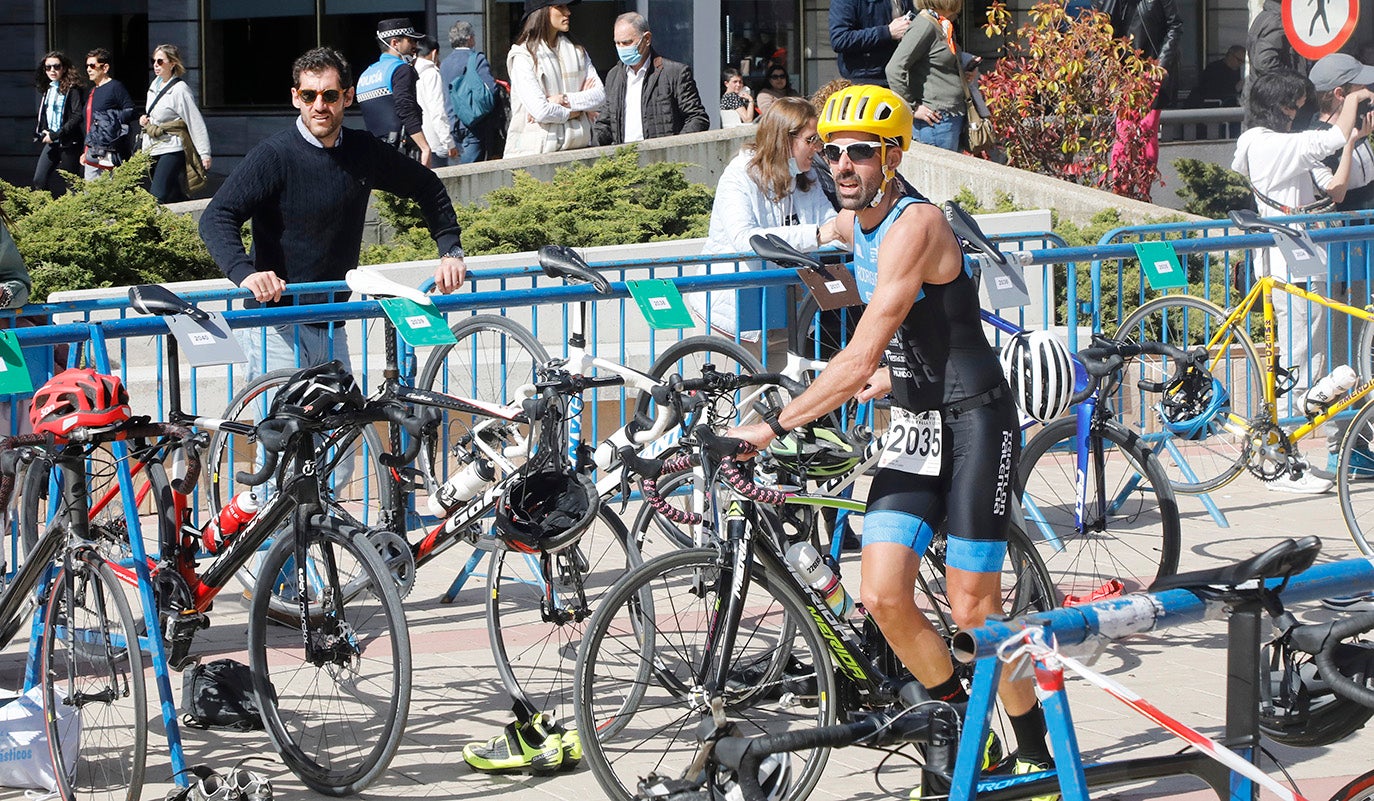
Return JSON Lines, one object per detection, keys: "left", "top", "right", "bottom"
{"left": 139, "top": 44, "right": 210, "bottom": 203}
{"left": 691, "top": 96, "right": 839, "bottom": 347}
{"left": 414, "top": 36, "right": 456, "bottom": 167}
{"left": 505, "top": 0, "right": 604, "bottom": 158}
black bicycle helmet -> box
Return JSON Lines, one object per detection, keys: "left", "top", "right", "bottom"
{"left": 495, "top": 469, "right": 599, "bottom": 555}
{"left": 1259, "top": 638, "right": 1374, "bottom": 747}
{"left": 269, "top": 360, "right": 365, "bottom": 420}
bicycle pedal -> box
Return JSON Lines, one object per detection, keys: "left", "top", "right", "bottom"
{"left": 165, "top": 611, "right": 210, "bottom": 672}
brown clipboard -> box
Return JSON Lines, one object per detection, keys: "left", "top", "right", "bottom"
{"left": 796, "top": 262, "right": 862, "bottom": 310}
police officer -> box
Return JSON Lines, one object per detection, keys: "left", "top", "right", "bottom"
{"left": 357, "top": 17, "right": 432, "bottom": 165}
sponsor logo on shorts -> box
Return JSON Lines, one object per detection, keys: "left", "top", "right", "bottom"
{"left": 992, "top": 430, "right": 1013, "bottom": 516}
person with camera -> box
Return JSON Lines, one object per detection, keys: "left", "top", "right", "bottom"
{"left": 828, "top": 0, "right": 915, "bottom": 87}
{"left": 1307, "top": 53, "right": 1374, "bottom": 212}
{"left": 32, "top": 51, "right": 85, "bottom": 198}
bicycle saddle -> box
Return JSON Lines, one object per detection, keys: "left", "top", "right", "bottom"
{"left": 537, "top": 245, "right": 612, "bottom": 293}
{"left": 129, "top": 284, "right": 208, "bottom": 322}
{"left": 749, "top": 233, "right": 822, "bottom": 270}
{"left": 944, "top": 201, "right": 1008, "bottom": 266}
{"left": 1149, "top": 536, "right": 1322, "bottom": 593}
{"left": 345, "top": 267, "right": 433, "bottom": 306}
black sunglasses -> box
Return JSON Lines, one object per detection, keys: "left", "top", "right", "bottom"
{"left": 152, "top": 57, "right": 167, "bottom": 65}
{"left": 769, "top": 73, "right": 787, "bottom": 79}
{"left": 821, "top": 142, "right": 881, "bottom": 163}
{"left": 297, "top": 88, "right": 344, "bottom": 104}
{"left": 85, "top": 62, "right": 103, "bottom": 68}
{"left": 43, "top": 63, "right": 63, "bottom": 71}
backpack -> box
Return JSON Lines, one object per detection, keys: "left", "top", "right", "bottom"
{"left": 181, "top": 658, "right": 266, "bottom": 731}
{"left": 448, "top": 51, "right": 496, "bottom": 127}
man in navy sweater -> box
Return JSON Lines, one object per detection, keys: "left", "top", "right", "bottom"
{"left": 829, "top": 0, "right": 915, "bottom": 86}
{"left": 199, "top": 46, "right": 466, "bottom": 379}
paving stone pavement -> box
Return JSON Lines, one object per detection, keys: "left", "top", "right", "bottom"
{"left": 6, "top": 468, "right": 1374, "bottom": 801}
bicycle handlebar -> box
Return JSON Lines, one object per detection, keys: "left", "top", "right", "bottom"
{"left": 1289, "top": 611, "right": 1374, "bottom": 709}
{"left": 0, "top": 422, "right": 202, "bottom": 508}
{"left": 235, "top": 402, "right": 431, "bottom": 486}
{"left": 1070, "top": 336, "right": 1209, "bottom": 405}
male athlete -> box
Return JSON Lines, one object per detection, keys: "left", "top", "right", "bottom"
{"left": 728, "top": 84, "right": 1053, "bottom": 797}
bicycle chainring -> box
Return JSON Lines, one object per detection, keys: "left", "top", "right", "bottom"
{"left": 367, "top": 530, "right": 416, "bottom": 599}
{"left": 1245, "top": 419, "right": 1294, "bottom": 482}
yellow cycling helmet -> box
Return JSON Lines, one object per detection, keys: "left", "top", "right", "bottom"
{"left": 818, "top": 85, "right": 913, "bottom": 150}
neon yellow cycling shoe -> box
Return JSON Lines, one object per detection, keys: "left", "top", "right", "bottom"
{"left": 1013, "top": 758, "right": 1059, "bottom": 801}
{"left": 462, "top": 718, "right": 563, "bottom": 774}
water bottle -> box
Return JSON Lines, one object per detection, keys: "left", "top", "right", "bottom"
{"left": 785, "top": 541, "right": 856, "bottom": 619}
{"left": 203, "top": 491, "right": 259, "bottom": 554}
{"left": 1304, "top": 364, "right": 1358, "bottom": 415}
{"left": 427, "top": 457, "right": 496, "bottom": 517}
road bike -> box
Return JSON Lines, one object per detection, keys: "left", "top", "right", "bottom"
{"left": 574, "top": 423, "right": 1055, "bottom": 801}
{"left": 206, "top": 254, "right": 771, "bottom": 729}
{"left": 1114, "top": 209, "right": 1374, "bottom": 496}
{"left": 20, "top": 286, "right": 419, "bottom": 795}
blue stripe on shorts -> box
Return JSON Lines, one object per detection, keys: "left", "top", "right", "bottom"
{"left": 862, "top": 510, "right": 936, "bottom": 556}
{"left": 945, "top": 535, "right": 1007, "bottom": 574}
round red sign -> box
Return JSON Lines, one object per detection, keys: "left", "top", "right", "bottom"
{"left": 1283, "top": 0, "right": 1361, "bottom": 60}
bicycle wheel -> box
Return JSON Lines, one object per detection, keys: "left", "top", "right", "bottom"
{"left": 42, "top": 552, "right": 147, "bottom": 801}
{"left": 1017, "top": 417, "right": 1181, "bottom": 600}
{"left": 575, "top": 547, "right": 837, "bottom": 801}
{"left": 488, "top": 506, "right": 636, "bottom": 726}
{"left": 1337, "top": 401, "right": 1374, "bottom": 554}
{"left": 634, "top": 336, "right": 773, "bottom": 429}
{"left": 210, "top": 370, "right": 393, "bottom": 594}
{"left": 1115, "top": 294, "right": 1264, "bottom": 494}
{"left": 1330, "top": 768, "right": 1374, "bottom": 801}
{"left": 248, "top": 517, "right": 411, "bottom": 796}
{"left": 416, "top": 315, "right": 550, "bottom": 491}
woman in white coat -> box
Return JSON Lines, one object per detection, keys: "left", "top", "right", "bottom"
{"left": 505, "top": 0, "right": 604, "bottom": 158}
{"left": 139, "top": 44, "right": 211, "bottom": 202}
{"left": 691, "top": 96, "right": 839, "bottom": 350}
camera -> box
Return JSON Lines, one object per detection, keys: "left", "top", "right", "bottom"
{"left": 904, "top": 10, "right": 916, "bottom": 20}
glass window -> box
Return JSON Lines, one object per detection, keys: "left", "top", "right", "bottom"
{"left": 487, "top": 0, "right": 628, "bottom": 81}
{"left": 202, "top": 0, "right": 426, "bottom": 109}
{"left": 203, "top": 0, "right": 314, "bottom": 108}
{"left": 50, "top": 0, "right": 148, "bottom": 91}
{"left": 722, "top": 1, "right": 798, "bottom": 95}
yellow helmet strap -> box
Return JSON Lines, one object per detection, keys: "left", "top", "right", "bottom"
{"left": 868, "top": 144, "right": 894, "bottom": 208}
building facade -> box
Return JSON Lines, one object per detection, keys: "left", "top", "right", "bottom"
{"left": 3, "top": 0, "right": 1370, "bottom": 186}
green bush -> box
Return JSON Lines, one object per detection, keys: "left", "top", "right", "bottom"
{"left": 1, "top": 153, "right": 218, "bottom": 301}
{"left": 362, "top": 146, "right": 714, "bottom": 263}
{"left": 1173, "top": 158, "right": 1256, "bottom": 219}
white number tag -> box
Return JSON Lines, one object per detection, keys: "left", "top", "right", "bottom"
{"left": 878, "top": 409, "right": 942, "bottom": 476}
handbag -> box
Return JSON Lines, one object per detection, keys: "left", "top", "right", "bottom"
{"left": 962, "top": 79, "right": 994, "bottom": 155}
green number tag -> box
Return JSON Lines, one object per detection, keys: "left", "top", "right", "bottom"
{"left": 626, "top": 279, "right": 695, "bottom": 329}
{"left": 1135, "top": 241, "right": 1187, "bottom": 290}
{"left": 0, "top": 330, "right": 33, "bottom": 395}
{"left": 379, "top": 298, "right": 458, "bottom": 347}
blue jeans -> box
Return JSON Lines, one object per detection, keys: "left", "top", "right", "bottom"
{"left": 914, "top": 112, "right": 965, "bottom": 152}
{"left": 454, "top": 120, "right": 489, "bottom": 164}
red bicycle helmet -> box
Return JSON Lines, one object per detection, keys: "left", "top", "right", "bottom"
{"left": 30, "top": 368, "right": 131, "bottom": 438}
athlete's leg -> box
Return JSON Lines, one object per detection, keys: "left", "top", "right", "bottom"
{"left": 859, "top": 539, "right": 954, "bottom": 687}
{"left": 943, "top": 562, "right": 1035, "bottom": 716}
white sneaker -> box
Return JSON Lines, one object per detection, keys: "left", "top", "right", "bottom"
{"left": 1266, "top": 471, "right": 1334, "bottom": 494}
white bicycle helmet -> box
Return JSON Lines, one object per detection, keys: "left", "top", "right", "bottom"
{"left": 1000, "top": 330, "right": 1075, "bottom": 423}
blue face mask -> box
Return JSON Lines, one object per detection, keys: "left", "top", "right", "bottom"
{"left": 617, "top": 44, "right": 644, "bottom": 67}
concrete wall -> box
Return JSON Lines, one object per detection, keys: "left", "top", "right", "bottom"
{"left": 167, "top": 125, "right": 1200, "bottom": 242}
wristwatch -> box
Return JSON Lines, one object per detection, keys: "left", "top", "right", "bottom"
{"left": 441, "top": 245, "right": 466, "bottom": 260}
{"left": 764, "top": 409, "right": 790, "bottom": 439}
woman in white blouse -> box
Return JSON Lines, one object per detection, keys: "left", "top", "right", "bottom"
{"left": 139, "top": 44, "right": 211, "bottom": 202}
{"left": 505, "top": 0, "right": 605, "bottom": 157}
{"left": 691, "top": 96, "right": 839, "bottom": 348}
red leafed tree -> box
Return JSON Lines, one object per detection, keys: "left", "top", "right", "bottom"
{"left": 978, "top": 2, "right": 1163, "bottom": 201}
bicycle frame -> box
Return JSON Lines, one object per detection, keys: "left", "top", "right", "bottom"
{"left": 1208, "top": 275, "right": 1374, "bottom": 442}
{"left": 950, "top": 554, "right": 1374, "bottom": 801}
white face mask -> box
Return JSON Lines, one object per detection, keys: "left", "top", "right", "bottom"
{"left": 788, "top": 157, "right": 807, "bottom": 176}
